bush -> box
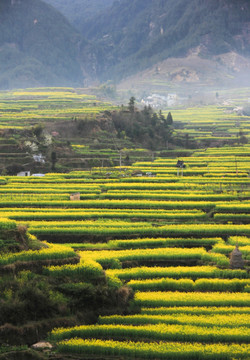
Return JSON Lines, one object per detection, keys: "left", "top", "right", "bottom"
{"left": 58, "top": 282, "right": 96, "bottom": 311}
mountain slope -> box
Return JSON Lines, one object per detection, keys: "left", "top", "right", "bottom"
{"left": 1, "top": 0, "right": 249, "bottom": 89}
{"left": 79, "top": 0, "right": 250, "bottom": 81}
{"left": 0, "top": 0, "right": 83, "bottom": 89}
{"left": 43, "top": 0, "right": 114, "bottom": 32}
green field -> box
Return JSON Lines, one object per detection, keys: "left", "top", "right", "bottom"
{"left": 0, "top": 87, "right": 249, "bottom": 173}
{"left": 0, "top": 142, "right": 249, "bottom": 359}
{"left": 0, "top": 87, "right": 249, "bottom": 359}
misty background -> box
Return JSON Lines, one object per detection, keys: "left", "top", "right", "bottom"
{"left": 0, "top": 0, "right": 249, "bottom": 92}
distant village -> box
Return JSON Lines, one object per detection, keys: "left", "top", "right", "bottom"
{"left": 141, "top": 93, "right": 179, "bottom": 108}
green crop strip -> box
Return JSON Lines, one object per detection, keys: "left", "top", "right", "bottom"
{"left": 0, "top": 243, "right": 75, "bottom": 266}
{"left": 98, "top": 312, "right": 250, "bottom": 328}
{"left": 134, "top": 291, "right": 250, "bottom": 307}
{"left": 127, "top": 278, "right": 250, "bottom": 292}
{"left": 55, "top": 338, "right": 250, "bottom": 359}
{"left": 50, "top": 322, "right": 250, "bottom": 344}
{"left": 107, "top": 266, "right": 249, "bottom": 280}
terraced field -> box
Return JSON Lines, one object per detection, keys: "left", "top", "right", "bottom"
{"left": 0, "top": 144, "right": 249, "bottom": 359}
{"left": 0, "top": 87, "right": 249, "bottom": 173}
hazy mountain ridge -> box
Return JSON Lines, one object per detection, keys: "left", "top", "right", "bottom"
{"left": 79, "top": 0, "right": 250, "bottom": 82}
{"left": 43, "top": 0, "right": 114, "bottom": 32}
{"left": 0, "top": 0, "right": 83, "bottom": 89}
{"left": 0, "top": 0, "right": 249, "bottom": 89}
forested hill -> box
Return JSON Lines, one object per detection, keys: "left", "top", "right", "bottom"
{"left": 79, "top": 0, "right": 250, "bottom": 81}
{"left": 0, "top": 0, "right": 83, "bottom": 89}
{"left": 0, "top": 0, "right": 249, "bottom": 89}
{"left": 43, "top": 0, "right": 114, "bottom": 32}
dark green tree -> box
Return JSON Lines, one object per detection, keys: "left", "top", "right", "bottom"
{"left": 128, "top": 96, "right": 136, "bottom": 113}
{"left": 151, "top": 112, "right": 158, "bottom": 127}
{"left": 166, "top": 112, "right": 173, "bottom": 125}
{"left": 159, "top": 110, "right": 165, "bottom": 122}
{"left": 5, "top": 163, "right": 24, "bottom": 175}
{"left": 33, "top": 124, "right": 44, "bottom": 139}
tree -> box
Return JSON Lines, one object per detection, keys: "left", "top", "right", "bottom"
{"left": 159, "top": 110, "right": 165, "bottom": 122}
{"left": 5, "top": 163, "right": 24, "bottom": 175}
{"left": 128, "top": 96, "right": 136, "bottom": 113}
{"left": 33, "top": 124, "right": 44, "bottom": 139}
{"left": 166, "top": 112, "right": 173, "bottom": 125}
{"left": 151, "top": 112, "right": 158, "bottom": 127}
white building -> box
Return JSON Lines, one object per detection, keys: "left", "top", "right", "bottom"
{"left": 141, "top": 93, "right": 178, "bottom": 108}
{"left": 167, "top": 94, "right": 177, "bottom": 106}
{"left": 17, "top": 171, "right": 30, "bottom": 177}
{"left": 33, "top": 154, "right": 45, "bottom": 163}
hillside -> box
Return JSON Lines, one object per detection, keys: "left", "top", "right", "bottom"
{"left": 0, "top": 0, "right": 83, "bottom": 89}
{"left": 117, "top": 51, "right": 250, "bottom": 96}
{"left": 79, "top": 0, "right": 250, "bottom": 82}
{"left": 0, "top": 0, "right": 249, "bottom": 90}
{"left": 0, "top": 86, "right": 248, "bottom": 175}
{"left": 43, "top": 0, "right": 114, "bottom": 32}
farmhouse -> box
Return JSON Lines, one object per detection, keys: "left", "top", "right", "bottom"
{"left": 17, "top": 171, "right": 30, "bottom": 176}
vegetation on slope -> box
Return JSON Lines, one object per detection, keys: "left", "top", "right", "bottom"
{"left": 0, "top": 0, "right": 83, "bottom": 89}
{"left": 79, "top": 0, "right": 250, "bottom": 81}
{"left": 0, "top": 0, "right": 249, "bottom": 87}
{"left": 0, "top": 221, "right": 131, "bottom": 357}
{"left": 43, "top": 0, "right": 114, "bottom": 31}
